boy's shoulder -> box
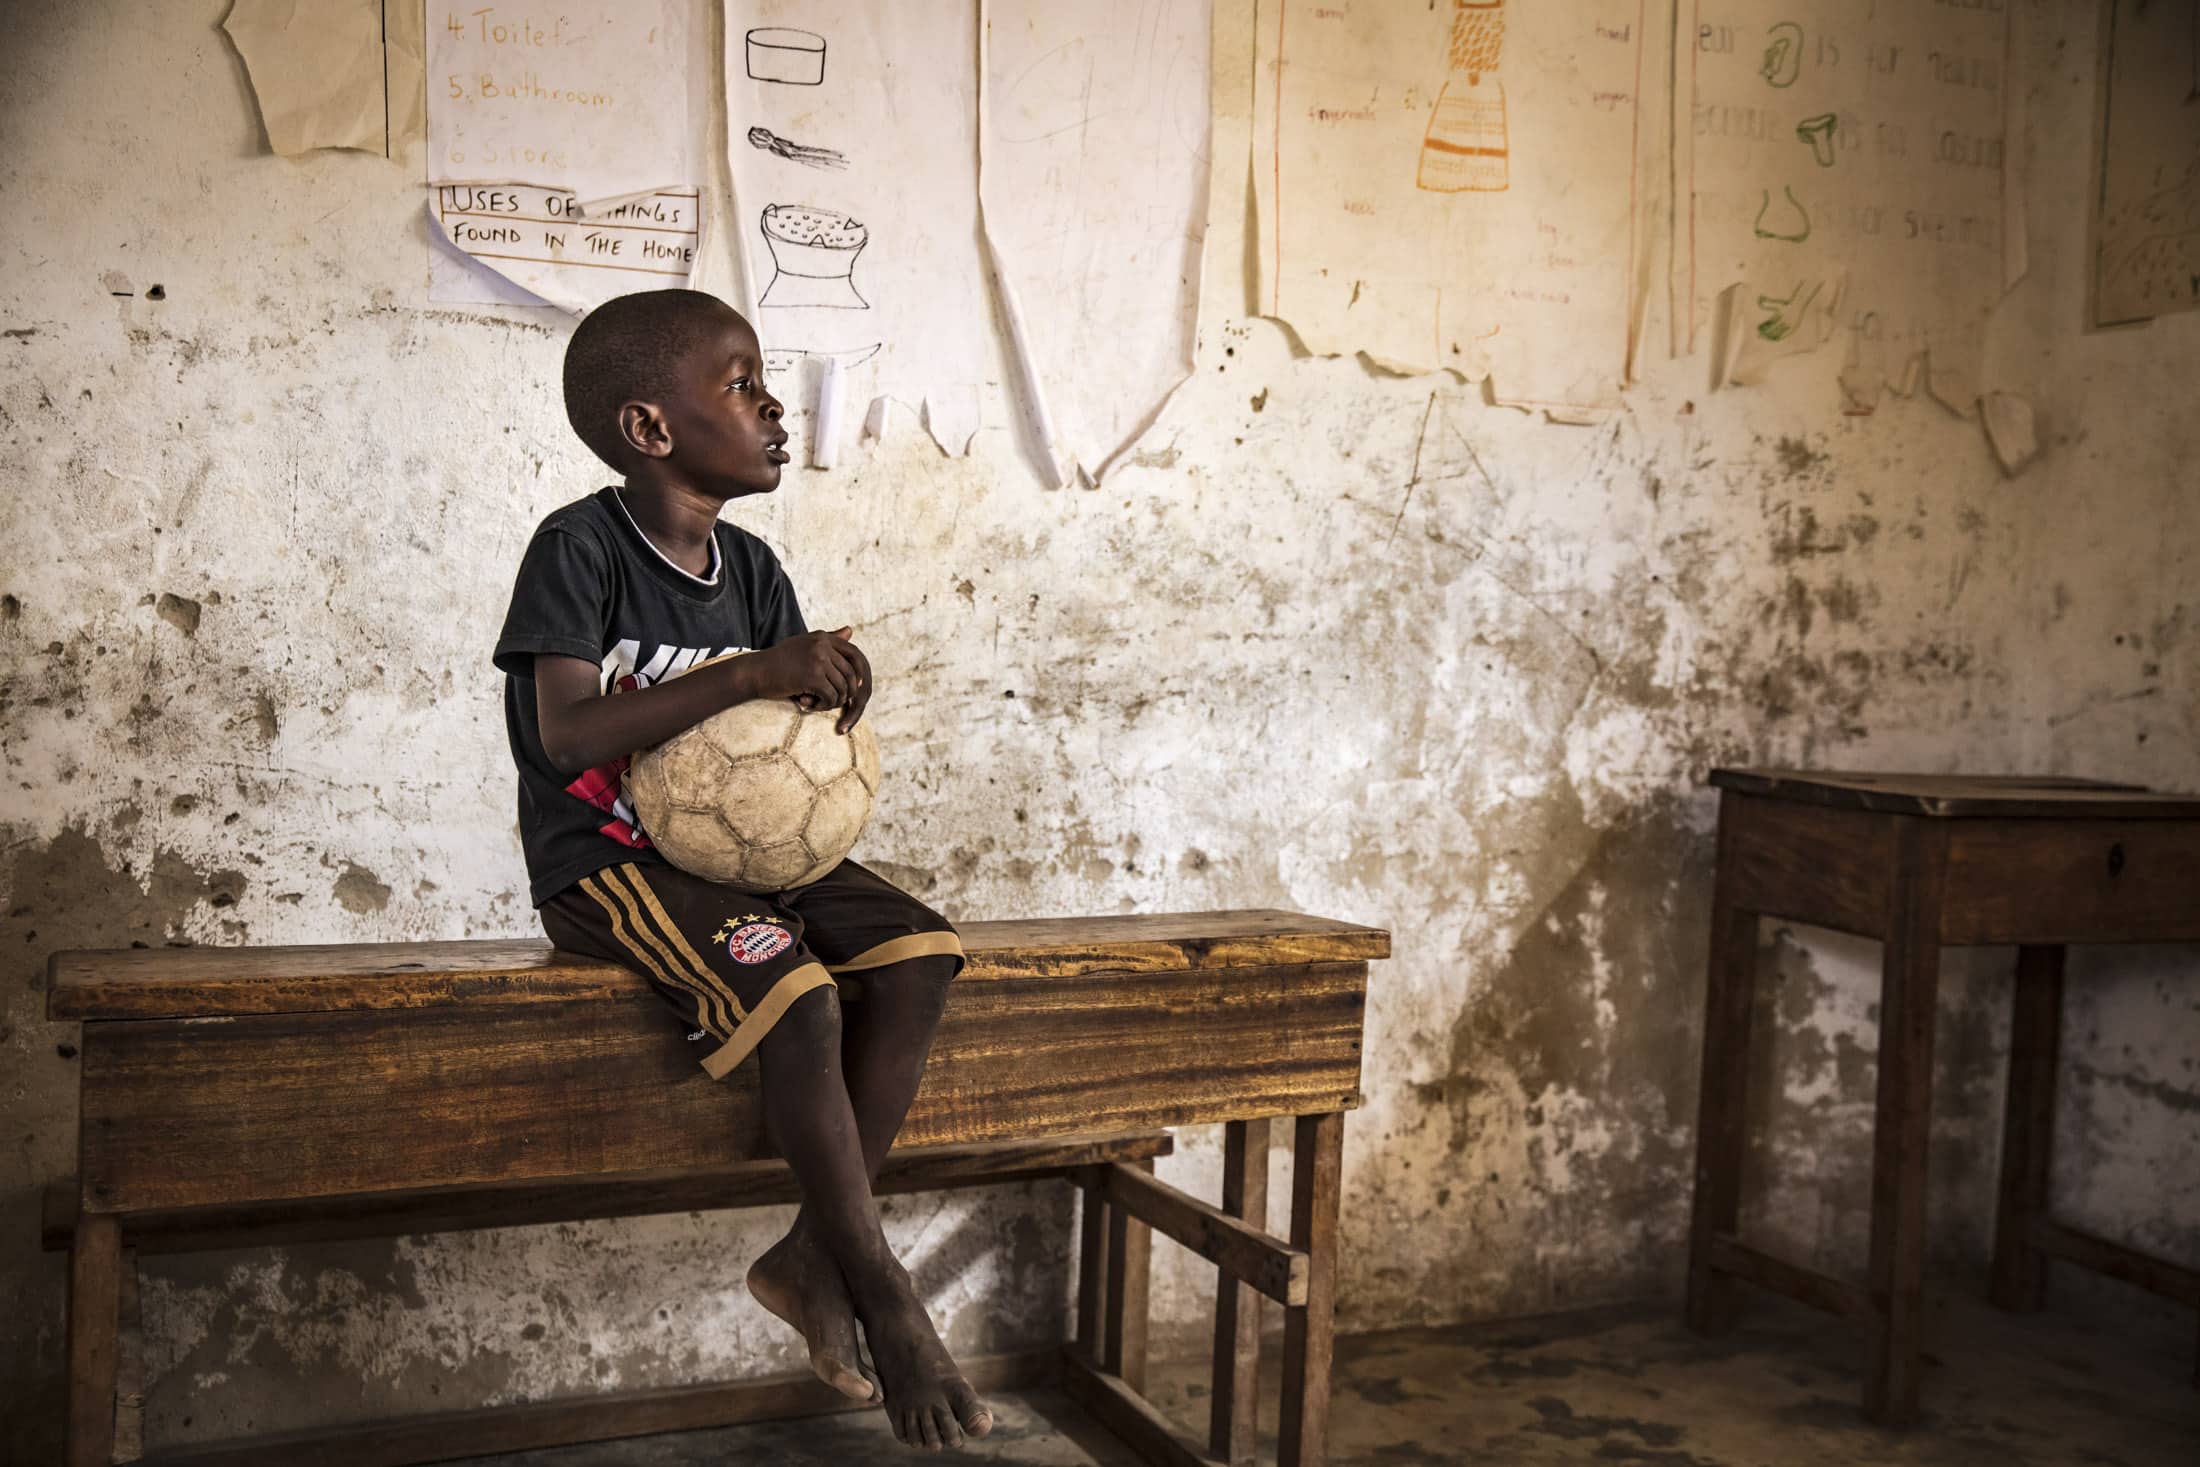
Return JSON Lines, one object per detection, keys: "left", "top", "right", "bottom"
{"left": 527, "top": 487, "right": 620, "bottom": 546}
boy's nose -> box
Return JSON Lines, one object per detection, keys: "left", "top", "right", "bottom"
{"left": 761, "top": 395, "right": 784, "bottom": 421}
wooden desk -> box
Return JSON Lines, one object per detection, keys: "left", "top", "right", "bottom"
{"left": 50, "top": 909, "right": 1388, "bottom": 1467}
{"left": 1685, "top": 769, "right": 2200, "bottom": 1424}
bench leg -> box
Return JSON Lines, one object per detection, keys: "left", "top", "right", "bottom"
{"left": 1078, "top": 1176, "right": 1108, "bottom": 1360}
{"left": 66, "top": 1212, "right": 121, "bottom": 1467}
{"left": 1864, "top": 819, "right": 1945, "bottom": 1426}
{"left": 1991, "top": 945, "right": 2065, "bottom": 1314}
{"left": 1279, "top": 1111, "right": 1342, "bottom": 1467}
{"left": 1211, "top": 1117, "right": 1270, "bottom": 1467}
{"left": 1686, "top": 823, "right": 1759, "bottom": 1337}
{"left": 1103, "top": 1157, "right": 1152, "bottom": 1393}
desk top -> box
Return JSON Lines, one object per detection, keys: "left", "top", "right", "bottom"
{"left": 48, "top": 908, "right": 1391, "bottom": 1022}
{"left": 1710, "top": 768, "right": 2200, "bottom": 819}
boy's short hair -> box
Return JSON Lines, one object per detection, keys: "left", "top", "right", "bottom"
{"left": 562, "top": 289, "right": 734, "bottom": 470}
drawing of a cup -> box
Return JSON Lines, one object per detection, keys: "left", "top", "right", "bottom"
{"left": 747, "top": 28, "right": 826, "bottom": 86}
{"left": 759, "top": 204, "right": 870, "bottom": 310}
{"left": 1419, "top": 0, "right": 1508, "bottom": 193}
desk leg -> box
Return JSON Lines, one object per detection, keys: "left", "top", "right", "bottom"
{"left": 66, "top": 1212, "right": 120, "bottom": 1467}
{"left": 1280, "top": 1111, "right": 1343, "bottom": 1467}
{"left": 1686, "top": 865, "right": 1759, "bottom": 1337}
{"left": 1864, "top": 819, "right": 1946, "bottom": 1426}
{"left": 1991, "top": 945, "right": 2065, "bottom": 1314}
{"left": 1211, "top": 1117, "right": 1270, "bottom": 1467}
{"left": 1103, "top": 1157, "right": 1152, "bottom": 1393}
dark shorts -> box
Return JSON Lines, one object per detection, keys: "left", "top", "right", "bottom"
{"left": 541, "top": 858, "right": 963, "bottom": 1080}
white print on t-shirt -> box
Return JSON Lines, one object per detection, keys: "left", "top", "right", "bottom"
{"left": 597, "top": 639, "right": 752, "bottom": 695}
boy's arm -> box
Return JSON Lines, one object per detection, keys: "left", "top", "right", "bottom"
{"left": 534, "top": 629, "right": 871, "bottom": 776}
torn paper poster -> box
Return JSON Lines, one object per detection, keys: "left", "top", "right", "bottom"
{"left": 979, "top": 0, "right": 1212, "bottom": 484}
{"left": 427, "top": 0, "right": 701, "bottom": 207}
{"left": 226, "top": 0, "right": 408, "bottom": 156}
{"left": 725, "top": 1, "right": 995, "bottom": 458}
{"left": 1677, "top": 2, "right": 2012, "bottom": 411}
{"left": 428, "top": 185, "right": 700, "bottom": 311}
{"left": 1253, "top": 0, "right": 1650, "bottom": 415}
{"left": 1981, "top": 390, "right": 2038, "bottom": 477}
{"left": 1715, "top": 273, "right": 1844, "bottom": 389}
{"left": 2093, "top": 0, "right": 2200, "bottom": 326}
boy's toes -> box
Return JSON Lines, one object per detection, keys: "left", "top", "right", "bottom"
{"left": 934, "top": 1405, "right": 966, "bottom": 1449}
{"left": 917, "top": 1408, "right": 943, "bottom": 1450}
{"left": 949, "top": 1382, "right": 993, "bottom": 1439}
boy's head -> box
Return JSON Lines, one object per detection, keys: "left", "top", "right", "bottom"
{"left": 562, "top": 289, "right": 788, "bottom": 497}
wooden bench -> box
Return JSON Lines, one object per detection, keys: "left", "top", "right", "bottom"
{"left": 47, "top": 909, "right": 1388, "bottom": 1466}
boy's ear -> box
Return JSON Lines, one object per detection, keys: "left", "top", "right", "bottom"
{"left": 618, "top": 400, "right": 674, "bottom": 461}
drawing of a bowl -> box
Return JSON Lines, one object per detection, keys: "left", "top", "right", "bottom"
{"left": 748, "top": 28, "right": 825, "bottom": 86}
{"left": 760, "top": 204, "right": 870, "bottom": 310}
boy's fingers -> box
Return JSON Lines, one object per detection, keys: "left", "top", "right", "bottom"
{"left": 829, "top": 625, "right": 853, "bottom": 641}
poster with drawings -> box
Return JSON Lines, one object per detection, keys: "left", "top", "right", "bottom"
{"left": 2092, "top": 0, "right": 2200, "bottom": 327}
{"left": 1678, "top": 1, "right": 2014, "bottom": 410}
{"left": 725, "top": 2, "right": 996, "bottom": 456}
{"left": 1252, "top": 0, "right": 1650, "bottom": 416}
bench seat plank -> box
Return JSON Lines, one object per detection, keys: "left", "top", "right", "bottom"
{"left": 45, "top": 1134, "right": 1174, "bottom": 1253}
{"left": 48, "top": 909, "right": 1390, "bottom": 1021}
{"left": 79, "top": 961, "right": 1367, "bottom": 1212}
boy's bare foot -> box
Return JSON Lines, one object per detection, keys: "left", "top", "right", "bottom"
{"left": 852, "top": 1263, "right": 994, "bottom": 1450}
{"left": 747, "top": 1226, "right": 874, "bottom": 1402}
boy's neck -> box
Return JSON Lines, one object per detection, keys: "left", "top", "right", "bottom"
{"left": 616, "top": 478, "right": 725, "bottom": 577}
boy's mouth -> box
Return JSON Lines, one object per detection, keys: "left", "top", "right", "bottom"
{"left": 765, "top": 435, "right": 789, "bottom": 465}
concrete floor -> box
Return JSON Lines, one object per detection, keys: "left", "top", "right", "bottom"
{"left": 457, "top": 1292, "right": 2199, "bottom": 1466}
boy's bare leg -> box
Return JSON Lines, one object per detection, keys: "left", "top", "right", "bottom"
{"left": 755, "top": 977, "right": 989, "bottom": 1449}
{"left": 749, "top": 958, "right": 965, "bottom": 1411}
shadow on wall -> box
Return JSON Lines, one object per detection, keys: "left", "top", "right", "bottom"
{"left": 1, "top": 824, "right": 252, "bottom": 1466}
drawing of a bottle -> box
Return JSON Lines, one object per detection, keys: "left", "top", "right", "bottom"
{"left": 1418, "top": 0, "right": 1509, "bottom": 193}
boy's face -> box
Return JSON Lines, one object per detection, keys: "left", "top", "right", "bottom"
{"left": 638, "top": 309, "right": 788, "bottom": 497}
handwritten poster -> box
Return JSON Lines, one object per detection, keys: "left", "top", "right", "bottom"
{"left": 1253, "top": 0, "right": 1649, "bottom": 415}
{"left": 426, "top": 1, "right": 703, "bottom": 308}
{"left": 724, "top": 1, "right": 996, "bottom": 456}
{"left": 2093, "top": 0, "right": 2200, "bottom": 327}
{"left": 981, "top": 1, "right": 1211, "bottom": 484}
{"left": 1680, "top": 2, "right": 2011, "bottom": 408}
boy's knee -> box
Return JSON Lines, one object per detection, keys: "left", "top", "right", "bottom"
{"left": 773, "top": 978, "right": 844, "bottom": 1044}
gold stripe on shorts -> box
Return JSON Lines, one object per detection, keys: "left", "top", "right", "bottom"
{"left": 583, "top": 871, "right": 736, "bottom": 1036}
{"left": 827, "top": 931, "right": 965, "bottom": 974}
{"left": 616, "top": 865, "right": 750, "bottom": 1022}
{"left": 700, "top": 961, "right": 837, "bottom": 1080}
{"left": 601, "top": 865, "right": 749, "bottom": 1029}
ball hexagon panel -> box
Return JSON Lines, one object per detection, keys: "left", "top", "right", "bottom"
{"left": 688, "top": 756, "right": 807, "bottom": 848}
{"left": 743, "top": 838, "right": 816, "bottom": 892}
{"left": 651, "top": 806, "right": 748, "bottom": 883}
{"left": 852, "top": 723, "right": 881, "bottom": 794}
{"left": 653, "top": 734, "right": 736, "bottom": 810}
{"left": 786, "top": 708, "right": 857, "bottom": 786}
{"left": 697, "top": 698, "right": 804, "bottom": 767}
{"left": 804, "top": 774, "right": 871, "bottom": 868}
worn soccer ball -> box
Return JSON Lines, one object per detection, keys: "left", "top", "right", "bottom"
{"left": 625, "top": 701, "right": 880, "bottom": 892}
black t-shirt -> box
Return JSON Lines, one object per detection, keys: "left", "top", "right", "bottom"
{"left": 494, "top": 487, "right": 807, "bottom": 905}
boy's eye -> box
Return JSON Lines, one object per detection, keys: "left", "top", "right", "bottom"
{"left": 728, "top": 377, "right": 751, "bottom": 393}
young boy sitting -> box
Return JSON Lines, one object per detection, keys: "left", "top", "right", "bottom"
{"left": 493, "top": 288, "right": 992, "bottom": 1451}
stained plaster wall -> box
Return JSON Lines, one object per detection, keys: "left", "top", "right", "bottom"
{"left": 2, "top": 0, "right": 2194, "bottom": 1459}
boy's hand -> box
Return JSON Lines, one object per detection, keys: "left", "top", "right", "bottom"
{"left": 749, "top": 628, "right": 872, "bottom": 733}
